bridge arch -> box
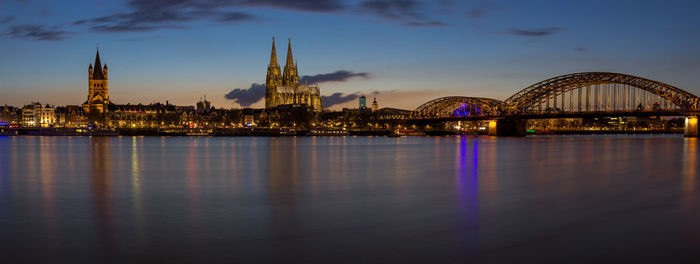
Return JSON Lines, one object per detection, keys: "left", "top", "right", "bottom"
{"left": 503, "top": 72, "right": 700, "bottom": 113}
{"left": 412, "top": 96, "right": 502, "bottom": 118}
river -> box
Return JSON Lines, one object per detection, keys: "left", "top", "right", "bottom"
{"left": 0, "top": 135, "right": 698, "bottom": 263}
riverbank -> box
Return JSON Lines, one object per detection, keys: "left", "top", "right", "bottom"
{"left": 1, "top": 127, "right": 685, "bottom": 137}
{"left": 530, "top": 128, "right": 684, "bottom": 135}
{"left": 2, "top": 127, "right": 392, "bottom": 137}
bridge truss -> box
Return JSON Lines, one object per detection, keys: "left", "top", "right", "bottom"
{"left": 503, "top": 72, "right": 700, "bottom": 114}
{"left": 412, "top": 72, "right": 700, "bottom": 118}
{"left": 412, "top": 96, "right": 502, "bottom": 118}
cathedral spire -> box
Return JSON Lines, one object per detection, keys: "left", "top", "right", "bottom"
{"left": 269, "top": 37, "right": 278, "bottom": 66}
{"left": 282, "top": 38, "right": 299, "bottom": 86}
{"left": 285, "top": 38, "right": 294, "bottom": 68}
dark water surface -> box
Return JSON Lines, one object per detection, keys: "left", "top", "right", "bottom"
{"left": 1, "top": 135, "right": 699, "bottom": 263}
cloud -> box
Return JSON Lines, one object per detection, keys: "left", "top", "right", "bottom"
{"left": 502, "top": 27, "right": 562, "bottom": 37}
{"left": 40, "top": 0, "right": 444, "bottom": 37}
{"left": 466, "top": 2, "right": 502, "bottom": 19}
{"left": 77, "top": 7, "right": 257, "bottom": 32}
{"left": 6, "top": 24, "right": 69, "bottom": 41}
{"left": 322, "top": 93, "right": 359, "bottom": 108}
{"left": 403, "top": 21, "right": 447, "bottom": 27}
{"left": 575, "top": 47, "right": 588, "bottom": 52}
{"left": 216, "top": 11, "right": 256, "bottom": 22}
{"left": 73, "top": 0, "right": 344, "bottom": 33}
{"left": 0, "top": 16, "right": 15, "bottom": 24}
{"left": 241, "top": 0, "right": 346, "bottom": 12}
{"left": 300, "top": 70, "right": 370, "bottom": 84}
{"left": 125, "top": 0, "right": 345, "bottom": 13}
{"left": 5, "top": 0, "right": 446, "bottom": 41}
{"left": 358, "top": 0, "right": 446, "bottom": 27}
{"left": 224, "top": 83, "right": 266, "bottom": 107}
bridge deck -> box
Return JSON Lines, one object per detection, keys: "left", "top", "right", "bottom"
{"left": 409, "top": 109, "right": 699, "bottom": 123}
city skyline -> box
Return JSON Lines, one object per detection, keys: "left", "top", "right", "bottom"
{"left": 2, "top": 0, "right": 700, "bottom": 110}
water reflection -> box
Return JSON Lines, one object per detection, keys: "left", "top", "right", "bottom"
{"left": 186, "top": 139, "right": 200, "bottom": 214}
{"left": 131, "top": 137, "right": 146, "bottom": 247}
{"left": 455, "top": 137, "right": 479, "bottom": 258}
{"left": 1, "top": 135, "right": 699, "bottom": 262}
{"left": 683, "top": 138, "right": 697, "bottom": 206}
{"left": 90, "top": 137, "right": 114, "bottom": 256}
{"left": 39, "top": 137, "right": 57, "bottom": 240}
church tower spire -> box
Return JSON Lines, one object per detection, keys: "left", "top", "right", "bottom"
{"left": 92, "top": 49, "right": 105, "bottom": 80}
{"left": 285, "top": 38, "right": 294, "bottom": 68}
{"left": 282, "top": 38, "right": 299, "bottom": 86}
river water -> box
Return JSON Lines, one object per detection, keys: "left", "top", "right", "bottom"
{"left": 0, "top": 135, "right": 698, "bottom": 263}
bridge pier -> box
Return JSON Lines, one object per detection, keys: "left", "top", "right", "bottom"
{"left": 685, "top": 116, "right": 698, "bottom": 137}
{"left": 488, "top": 118, "right": 526, "bottom": 137}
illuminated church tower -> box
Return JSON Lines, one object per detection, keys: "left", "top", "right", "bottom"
{"left": 83, "top": 48, "right": 110, "bottom": 113}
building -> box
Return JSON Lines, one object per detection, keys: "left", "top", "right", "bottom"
{"left": 196, "top": 96, "right": 212, "bottom": 113}
{"left": 83, "top": 49, "right": 110, "bottom": 113}
{"left": 244, "top": 113, "right": 255, "bottom": 127}
{"left": 371, "top": 97, "right": 378, "bottom": 112}
{"left": 21, "top": 102, "right": 55, "bottom": 127}
{"left": 265, "top": 38, "right": 323, "bottom": 112}
{"left": 54, "top": 105, "right": 87, "bottom": 127}
{"left": 0, "top": 105, "right": 20, "bottom": 125}
{"left": 359, "top": 95, "right": 367, "bottom": 109}
{"left": 107, "top": 103, "right": 180, "bottom": 128}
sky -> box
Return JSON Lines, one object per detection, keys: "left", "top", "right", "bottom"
{"left": 1, "top": 0, "right": 700, "bottom": 110}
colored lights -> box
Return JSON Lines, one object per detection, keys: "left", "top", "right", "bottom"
{"left": 453, "top": 103, "right": 482, "bottom": 117}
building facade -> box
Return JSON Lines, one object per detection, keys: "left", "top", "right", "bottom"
{"left": 196, "top": 96, "right": 212, "bottom": 113}
{"left": 83, "top": 49, "right": 110, "bottom": 113}
{"left": 0, "top": 105, "right": 20, "bottom": 125}
{"left": 21, "top": 102, "right": 55, "bottom": 127}
{"left": 265, "top": 38, "right": 322, "bottom": 112}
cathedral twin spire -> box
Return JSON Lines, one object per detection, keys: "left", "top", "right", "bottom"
{"left": 265, "top": 37, "right": 323, "bottom": 111}
{"left": 267, "top": 37, "right": 299, "bottom": 87}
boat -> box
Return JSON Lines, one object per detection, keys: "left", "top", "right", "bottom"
{"left": 185, "top": 131, "right": 212, "bottom": 136}
{"left": 88, "top": 129, "right": 120, "bottom": 136}
{"left": 387, "top": 129, "right": 405, "bottom": 137}
{"left": 280, "top": 128, "right": 297, "bottom": 136}
{"left": 308, "top": 129, "right": 349, "bottom": 136}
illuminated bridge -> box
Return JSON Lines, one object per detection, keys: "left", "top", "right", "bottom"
{"left": 409, "top": 72, "right": 700, "bottom": 137}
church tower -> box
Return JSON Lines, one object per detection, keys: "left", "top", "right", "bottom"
{"left": 282, "top": 38, "right": 299, "bottom": 87}
{"left": 84, "top": 48, "right": 110, "bottom": 113}
{"left": 265, "top": 37, "right": 282, "bottom": 108}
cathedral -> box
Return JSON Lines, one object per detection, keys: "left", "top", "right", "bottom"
{"left": 83, "top": 49, "right": 111, "bottom": 113}
{"left": 265, "top": 38, "right": 323, "bottom": 112}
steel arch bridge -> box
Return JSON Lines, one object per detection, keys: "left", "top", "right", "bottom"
{"left": 502, "top": 72, "right": 700, "bottom": 114}
{"left": 412, "top": 96, "right": 502, "bottom": 118}
{"left": 411, "top": 72, "right": 700, "bottom": 117}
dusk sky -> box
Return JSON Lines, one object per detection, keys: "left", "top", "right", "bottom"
{"left": 1, "top": 0, "right": 699, "bottom": 110}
